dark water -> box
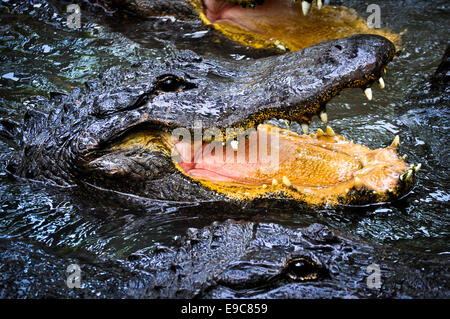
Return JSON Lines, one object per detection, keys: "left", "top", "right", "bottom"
{"left": 0, "top": 0, "right": 448, "bottom": 298}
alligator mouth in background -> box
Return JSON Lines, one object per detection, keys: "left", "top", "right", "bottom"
{"left": 194, "top": 0, "right": 401, "bottom": 51}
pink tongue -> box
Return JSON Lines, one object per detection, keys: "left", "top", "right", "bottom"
{"left": 175, "top": 139, "right": 262, "bottom": 182}
{"left": 203, "top": 0, "right": 289, "bottom": 28}
{"left": 203, "top": 0, "right": 235, "bottom": 22}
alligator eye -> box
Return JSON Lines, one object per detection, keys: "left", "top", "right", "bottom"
{"left": 285, "top": 256, "right": 326, "bottom": 281}
{"left": 154, "top": 74, "right": 196, "bottom": 93}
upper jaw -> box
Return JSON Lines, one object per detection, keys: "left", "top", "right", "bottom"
{"left": 221, "top": 34, "right": 395, "bottom": 131}
{"left": 78, "top": 34, "right": 395, "bottom": 154}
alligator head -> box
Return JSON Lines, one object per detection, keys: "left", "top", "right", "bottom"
{"left": 126, "top": 220, "right": 447, "bottom": 298}
{"left": 2, "top": 34, "right": 420, "bottom": 206}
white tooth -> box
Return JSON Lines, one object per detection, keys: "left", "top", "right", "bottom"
{"left": 302, "top": 1, "right": 311, "bottom": 15}
{"left": 402, "top": 154, "right": 408, "bottom": 161}
{"left": 317, "top": 0, "right": 323, "bottom": 9}
{"left": 301, "top": 123, "right": 309, "bottom": 135}
{"left": 274, "top": 40, "right": 286, "bottom": 51}
{"left": 320, "top": 111, "right": 328, "bottom": 124}
{"left": 326, "top": 125, "right": 335, "bottom": 137}
{"left": 316, "top": 128, "right": 325, "bottom": 137}
{"left": 354, "top": 176, "right": 363, "bottom": 190}
{"left": 282, "top": 176, "right": 292, "bottom": 187}
{"left": 364, "top": 88, "right": 373, "bottom": 101}
{"left": 401, "top": 169, "right": 413, "bottom": 182}
{"left": 230, "top": 140, "right": 239, "bottom": 151}
{"left": 272, "top": 178, "right": 278, "bottom": 186}
{"left": 391, "top": 135, "right": 400, "bottom": 148}
{"left": 379, "top": 77, "right": 385, "bottom": 89}
{"left": 262, "top": 184, "right": 268, "bottom": 189}
{"left": 406, "top": 169, "right": 413, "bottom": 181}
{"left": 413, "top": 163, "right": 422, "bottom": 173}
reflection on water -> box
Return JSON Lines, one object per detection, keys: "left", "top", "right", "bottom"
{"left": 0, "top": 0, "right": 448, "bottom": 298}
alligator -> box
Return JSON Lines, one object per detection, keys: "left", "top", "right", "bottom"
{"left": 129, "top": 219, "right": 449, "bottom": 298}
{"left": 2, "top": 220, "right": 447, "bottom": 298}
{"left": 0, "top": 1, "right": 445, "bottom": 300}
{"left": 1, "top": 31, "right": 420, "bottom": 206}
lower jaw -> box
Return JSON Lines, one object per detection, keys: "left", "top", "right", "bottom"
{"left": 191, "top": 0, "right": 401, "bottom": 51}
{"left": 171, "top": 124, "right": 412, "bottom": 206}
{"left": 98, "top": 122, "right": 415, "bottom": 206}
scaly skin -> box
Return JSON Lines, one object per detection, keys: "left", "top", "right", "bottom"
{"left": 1, "top": 220, "right": 446, "bottom": 298}
{"left": 127, "top": 220, "right": 448, "bottom": 298}
{"left": 1, "top": 34, "right": 419, "bottom": 206}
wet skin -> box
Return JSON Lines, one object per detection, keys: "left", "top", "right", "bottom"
{"left": 0, "top": 0, "right": 446, "bottom": 301}
{"left": 1, "top": 219, "right": 447, "bottom": 298}
{"left": 126, "top": 220, "right": 448, "bottom": 298}
{"left": 2, "top": 33, "right": 418, "bottom": 206}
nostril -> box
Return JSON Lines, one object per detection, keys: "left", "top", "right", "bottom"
{"left": 335, "top": 45, "right": 343, "bottom": 51}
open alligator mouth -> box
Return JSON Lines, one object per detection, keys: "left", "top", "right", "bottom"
{"left": 99, "top": 122, "right": 418, "bottom": 206}
{"left": 194, "top": 0, "right": 400, "bottom": 51}
{"left": 82, "top": 34, "right": 418, "bottom": 206}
